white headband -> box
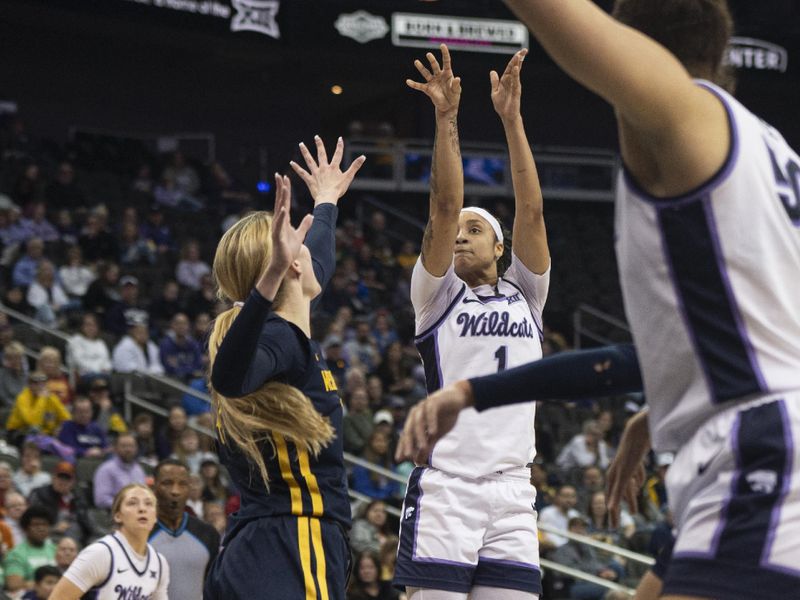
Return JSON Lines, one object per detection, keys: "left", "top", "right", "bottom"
{"left": 460, "top": 207, "right": 503, "bottom": 243}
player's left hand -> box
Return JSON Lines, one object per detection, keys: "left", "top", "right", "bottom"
{"left": 290, "top": 136, "right": 366, "bottom": 206}
{"left": 395, "top": 381, "right": 473, "bottom": 463}
{"left": 490, "top": 49, "right": 527, "bottom": 124}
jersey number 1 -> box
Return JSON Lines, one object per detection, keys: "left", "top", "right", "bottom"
{"left": 494, "top": 346, "right": 507, "bottom": 372}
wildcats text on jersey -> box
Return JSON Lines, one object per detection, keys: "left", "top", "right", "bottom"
{"left": 455, "top": 311, "right": 535, "bottom": 338}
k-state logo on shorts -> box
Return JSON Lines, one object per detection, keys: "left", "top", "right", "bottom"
{"left": 404, "top": 506, "right": 415, "bottom": 520}
{"left": 746, "top": 469, "right": 778, "bottom": 494}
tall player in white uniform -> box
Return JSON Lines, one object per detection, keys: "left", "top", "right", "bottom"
{"left": 50, "top": 484, "right": 169, "bottom": 600}
{"left": 393, "top": 45, "right": 550, "bottom": 600}
{"left": 398, "top": 2, "right": 800, "bottom": 599}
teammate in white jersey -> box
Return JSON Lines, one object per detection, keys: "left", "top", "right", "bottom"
{"left": 393, "top": 45, "right": 550, "bottom": 600}
{"left": 397, "top": 2, "right": 800, "bottom": 600}
{"left": 50, "top": 484, "right": 169, "bottom": 600}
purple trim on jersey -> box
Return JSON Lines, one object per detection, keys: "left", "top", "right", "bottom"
{"left": 761, "top": 400, "right": 798, "bottom": 575}
{"left": 112, "top": 532, "right": 152, "bottom": 576}
{"left": 621, "top": 81, "right": 740, "bottom": 206}
{"left": 95, "top": 541, "right": 114, "bottom": 590}
{"left": 477, "top": 556, "right": 540, "bottom": 571}
{"left": 415, "top": 284, "right": 467, "bottom": 341}
{"left": 503, "top": 278, "right": 544, "bottom": 342}
{"left": 411, "top": 467, "right": 425, "bottom": 561}
{"left": 655, "top": 208, "right": 716, "bottom": 397}
{"left": 702, "top": 199, "right": 767, "bottom": 392}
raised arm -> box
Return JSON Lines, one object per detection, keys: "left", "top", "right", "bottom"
{"left": 291, "top": 135, "right": 365, "bottom": 303}
{"left": 407, "top": 44, "right": 463, "bottom": 276}
{"left": 491, "top": 49, "right": 549, "bottom": 274}
{"left": 503, "top": 0, "right": 729, "bottom": 193}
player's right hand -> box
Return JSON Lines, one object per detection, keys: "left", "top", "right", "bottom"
{"left": 395, "top": 380, "right": 472, "bottom": 464}
{"left": 406, "top": 43, "right": 462, "bottom": 120}
{"left": 268, "top": 174, "right": 314, "bottom": 276}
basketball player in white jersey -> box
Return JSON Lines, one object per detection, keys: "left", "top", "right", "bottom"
{"left": 397, "top": 2, "right": 800, "bottom": 599}
{"left": 393, "top": 45, "right": 550, "bottom": 600}
{"left": 50, "top": 484, "right": 169, "bottom": 600}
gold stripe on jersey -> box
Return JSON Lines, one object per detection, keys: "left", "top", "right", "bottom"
{"left": 297, "top": 447, "right": 324, "bottom": 517}
{"left": 321, "top": 369, "right": 338, "bottom": 392}
{"left": 310, "top": 518, "right": 329, "bottom": 600}
{"left": 274, "top": 434, "right": 303, "bottom": 515}
{"left": 297, "top": 516, "right": 317, "bottom": 600}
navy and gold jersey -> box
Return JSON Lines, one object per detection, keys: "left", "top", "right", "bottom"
{"left": 216, "top": 310, "right": 350, "bottom": 527}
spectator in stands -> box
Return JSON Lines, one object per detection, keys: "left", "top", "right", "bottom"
{"left": 0, "top": 341, "right": 28, "bottom": 409}
{"left": 4, "top": 285, "right": 34, "bottom": 317}
{"left": 149, "top": 459, "right": 220, "bottom": 600}
{"left": 159, "top": 313, "right": 202, "bottom": 381}
{"left": 117, "top": 221, "right": 157, "bottom": 267}
{"left": 57, "top": 396, "right": 109, "bottom": 459}
{"left": 208, "top": 161, "right": 252, "bottom": 216}
{"left": 199, "top": 459, "right": 228, "bottom": 503}
{"left": 149, "top": 280, "right": 183, "bottom": 335}
{"left": 85, "top": 378, "right": 126, "bottom": 436}
{"left": 24, "top": 564, "right": 61, "bottom": 600}
{"left": 181, "top": 376, "right": 211, "bottom": 418}
{"left": 586, "top": 491, "right": 635, "bottom": 546}
{"left": 322, "top": 336, "right": 348, "bottom": 388}
{"left": 344, "top": 387, "right": 373, "bottom": 455}
{"left": 54, "top": 536, "right": 78, "bottom": 574}
{"left": 156, "top": 405, "right": 188, "bottom": 459}
{"left": 344, "top": 319, "right": 381, "bottom": 372}
{"left": 347, "top": 551, "right": 400, "bottom": 600}
{"left": 378, "top": 535, "right": 399, "bottom": 584}
{"left": 19, "top": 202, "right": 58, "bottom": 243}
{"left": 171, "top": 429, "right": 215, "bottom": 475}
{"left": 54, "top": 210, "right": 79, "bottom": 248}
{"left": 78, "top": 211, "right": 118, "bottom": 264}
{"left": 192, "top": 312, "right": 211, "bottom": 346}
{"left": 104, "top": 276, "right": 148, "bottom": 336}
{"left": 556, "top": 420, "right": 611, "bottom": 471}
{"left": 375, "top": 342, "right": 415, "bottom": 398}
{"left": 13, "top": 163, "right": 46, "bottom": 209}
{"left": 163, "top": 150, "right": 200, "bottom": 197}
{"left": 4, "top": 491, "right": 27, "bottom": 546}
{"left": 26, "top": 261, "right": 69, "bottom": 327}
{"left": 201, "top": 501, "right": 226, "bottom": 537}
{"left": 6, "top": 371, "right": 70, "bottom": 441}
{"left": 131, "top": 164, "right": 154, "bottom": 195}
{"left": 351, "top": 430, "right": 397, "bottom": 501}
{"left": 92, "top": 433, "right": 146, "bottom": 509}
{"left": 2, "top": 505, "right": 56, "bottom": 594}
{"left": 12, "top": 442, "right": 51, "bottom": 498}
{"left": 366, "top": 375, "right": 384, "bottom": 412}
{"left": 28, "top": 462, "right": 94, "bottom": 543}
{"left": 0, "top": 461, "right": 15, "bottom": 512}
{"left": 45, "top": 161, "right": 84, "bottom": 210}
{"left": 644, "top": 452, "right": 673, "bottom": 523}
{"left": 66, "top": 314, "right": 112, "bottom": 382}
{"left": 111, "top": 314, "right": 164, "bottom": 376}
{"left": 351, "top": 500, "right": 390, "bottom": 555}
{"left": 36, "top": 347, "right": 73, "bottom": 407}
{"left": 131, "top": 413, "right": 158, "bottom": 467}
{"left": 0, "top": 204, "right": 26, "bottom": 266}
{"left": 530, "top": 459, "right": 555, "bottom": 512}
{"left": 140, "top": 204, "right": 175, "bottom": 256}
{"left": 577, "top": 465, "right": 606, "bottom": 510}
{"left": 371, "top": 311, "right": 398, "bottom": 355}
{"left": 185, "top": 474, "right": 204, "bottom": 518}
{"left": 58, "top": 246, "right": 95, "bottom": 302}
{"left": 175, "top": 239, "right": 210, "bottom": 291}
{"left": 538, "top": 485, "right": 582, "bottom": 552}
{"left": 12, "top": 237, "right": 45, "bottom": 288}
{"left": 550, "top": 517, "right": 624, "bottom": 600}
{"left": 184, "top": 273, "right": 216, "bottom": 319}
{"left": 81, "top": 261, "right": 120, "bottom": 317}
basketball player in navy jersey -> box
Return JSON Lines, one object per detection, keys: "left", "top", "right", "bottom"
{"left": 204, "top": 137, "right": 365, "bottom": 600}
{"left": 394, "top": 45, "right": 551, "bottom": 600}
{"left": 398, "top": 2, "right": 800, "bottom": 600}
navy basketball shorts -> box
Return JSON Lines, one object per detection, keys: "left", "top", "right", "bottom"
{"left": 393, "top": 466, "right": 541, "bottom": 595}
{"left": 204, "top": 514, "right": 350, "bottom": 600}
{"left": 662, "top": 394, "right": 800, "bottom": 600}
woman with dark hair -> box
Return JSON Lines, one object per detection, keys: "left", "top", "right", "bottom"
{"left": 347, "top": 552, "right": 400, "bottom": 600}
{"left": 351, "top": 500, "right": 392, "bottom": 555}
{"left": 351, "top": 430, "right": 397, "bottom": 501}
{"left": 204, "top": 137, "right": 365, "bottom": 600}
{"left": 375, "top": 341, "right": 415, "bottom": 398}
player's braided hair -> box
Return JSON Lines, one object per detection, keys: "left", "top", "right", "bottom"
{"left": 209, "top": 211, "right": 335, "bottom": 491}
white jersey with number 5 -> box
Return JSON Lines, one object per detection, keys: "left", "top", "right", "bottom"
{"left": 62, "top": 532, "right": 169, "bottom": 600}
{"left": 616, "top": 80, "right": 800, "bottom": 453}
{"left": 412, "top": 254, "right": 549, "bottom": 478}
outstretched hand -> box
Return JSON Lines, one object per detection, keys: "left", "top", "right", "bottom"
{"left": 395, "top": 381, "right": 473, "bottom": 464}
{"left": 267, "top": 173, "right": 314, "bottom": 276}
{"left": 290, "top": 136, "right": 366, "bottom": 207}
{"left": 491, "top": 49, "right": 527, "bottom": 123}
{"left": 406, "top": 44, "right": 462, "bottom": 120}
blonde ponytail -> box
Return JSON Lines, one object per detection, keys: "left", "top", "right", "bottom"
{"left": 209, "top": 213, "right": 336, "bottom": 491}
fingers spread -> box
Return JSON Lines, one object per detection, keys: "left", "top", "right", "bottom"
{"left": 314, "top": 135, "right": 328, "bottom": 166}
{"left": 344, "top": 155, "right": 367, "bottom": 181}
{"left": 331, "top": 136, "right": 344, "bottom": 169}
{"left": 426, "top": 52, "right": 441, "bottom": 75}
{"left": 289, "top": 161, "right": 312, "bottom": 183}
{"left": 299, "top": 142, "right": 318, "bottom": 173}
{"left": 440, "top": 43, "right": 451, "bottom": 71}
{"left": 414, "top": 60, "right": 433, "bottom": 81}
{"left": 406, "top": 79, "right": 426, "bottom": 92}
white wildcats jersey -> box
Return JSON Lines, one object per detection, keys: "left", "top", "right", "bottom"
{"left": 64, "top": 532, "right": 168, "bottom": 600}
{"left": 411, "top": 254, "right": 549, "bottom": 478}
{"left": 616, "top": 80, "right": 800, "bottom": 452}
